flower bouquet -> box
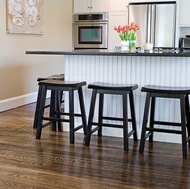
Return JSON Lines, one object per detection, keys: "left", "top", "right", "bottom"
{"left": 114, "top": 22, "right": 139, "bottom": 52}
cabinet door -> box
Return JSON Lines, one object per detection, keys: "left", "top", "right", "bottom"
{"left": 91, "top": 0, "right": 108, "bottom": 12}
{"left": 108, "top": 12, "right": 128, "bottom": 50}
{"left": 179, "top": 0, "right": 190, "bottom": 26}
{"left": 73, "top": 0, "right": 90, "bottom": 13}
{"left": 109, "top": 0, "right": 129, "bottom": 11}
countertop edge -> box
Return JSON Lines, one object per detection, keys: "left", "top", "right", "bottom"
{"left": 25, "top": 51, "right": 190, "bottom": 57}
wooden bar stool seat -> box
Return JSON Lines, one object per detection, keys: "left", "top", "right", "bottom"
{"left": 139, "top": 85, "right": 190, "bottom": 159}
{"left": 85, "top": 82, "right": 138, "bottom": 151}
{"left": 36, "top": 80, "right": 87, "bottom": 144}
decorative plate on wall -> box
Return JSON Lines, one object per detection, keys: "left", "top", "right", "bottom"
{"left": 6, "top": 0, "right": 44, "bottom": 34}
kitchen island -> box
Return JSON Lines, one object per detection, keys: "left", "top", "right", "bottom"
{"left": 26, "top": 50, "right": 190, "bottom": 143}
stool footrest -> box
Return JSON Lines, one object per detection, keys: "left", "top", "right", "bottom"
{"left": 128, "top": 130, "right": 135, "bottom": 138}
{"left": 89, "top": 123, "right": 135, "bottom": 138}
{"left": 145, "top": 131, "right": 152, "bottom": 140}
{"left": 90, "top": 126, "right": 101, "bottom": 134}
{"left": 74, "top": 124, "right": 84, "bottom": 132}
{"left": 146, "top": 127, "right": 182, "bottom": 134}
{"left": 92, "top": 122, "right": 124, "bottom": 128}
{"left": 56, "top": 112, "right": 82, "bottom": 117}
{"left": 145, "top": 131, "right": 190, "bottom": 144}
{"left": 42, "top": 117, "right": 70, "bottom": 123}
{"left": 42, "top": 118, "right": 84, "bottom": 132}
{"left": 102, "top": 116, "right": 132, "bottom": 122}
{"left": 42, "top": 121, "right": 52, "bottom": 128}
{"left": 44, "top": 104, "right": 50, "bottom": 109}
{"left": 153, "top": 121, "right": 181, "bottom": 127}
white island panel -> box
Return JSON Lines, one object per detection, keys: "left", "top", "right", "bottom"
{"left": 64, "top": 55, "right": 190, "bottom": 143}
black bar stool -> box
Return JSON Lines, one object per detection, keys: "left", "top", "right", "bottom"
{"left": 85, "top": 82, "right": 138, "bottom": 151}
{"left": 37, "top": 74, "right": 65, "bottom": 82}
{"left": 36, "top": 80, "right": 87, "bottom": 144}
{"left": 33, "top": 74, "right": 65, "bottom": 131}
{"left": 139, "top": 85, "right": 190, "bottom": 159}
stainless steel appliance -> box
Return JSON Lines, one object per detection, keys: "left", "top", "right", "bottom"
{"left": 128, "top": 1, "right": 176, "bottom": 48}
{"left": 179, "top": 36, "right": 190, "bottom": 49}
{"left": 73, "top": 13, "right": 108, "bottom": 50}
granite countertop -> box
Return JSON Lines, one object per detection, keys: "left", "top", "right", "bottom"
{"left": 26, "top": 49, "right": 190, "bottom": 57}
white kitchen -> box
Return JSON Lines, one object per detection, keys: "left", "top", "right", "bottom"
{"left": 1, "top": 0, "right": 190, "bottom": 188}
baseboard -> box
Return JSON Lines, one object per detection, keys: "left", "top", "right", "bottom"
{"left": 0, "top": 92, "right": 37, "bottom": 112}
{"left": 0, "top": 91, "right": 51, "bottom": 112}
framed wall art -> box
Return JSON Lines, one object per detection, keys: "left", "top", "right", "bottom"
{"left": 6, "top": 0, "right": 44, "bottom": 34}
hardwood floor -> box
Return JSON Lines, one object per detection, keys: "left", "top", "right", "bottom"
{"left": 0, "top": 103, "right": 190, "bottom": 188}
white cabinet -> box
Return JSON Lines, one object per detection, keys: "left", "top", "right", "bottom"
{"left": 179, "top": 0, "right": 190, "bottom": 26}
{"left": 109, "top": 0, "right": 129, "bottom": 12}
{"left": 74, "top": 0, "right": 89, "bottom": 13}
{"left": 91, "top": 0, "right": 108, "bottom": 12}
{"left": 108, "top": 12, "right": 128, "bottom": 50}
{"left": 74, "top": 0, "right": 108, "bottom": 13}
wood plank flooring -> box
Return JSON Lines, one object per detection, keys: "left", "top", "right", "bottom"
{"left": 0, "top": 103, "right": 190, "bottom": 188}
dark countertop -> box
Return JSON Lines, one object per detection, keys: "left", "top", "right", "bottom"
{"left": 26, "top": 49, "right": 190, "bottom": 57}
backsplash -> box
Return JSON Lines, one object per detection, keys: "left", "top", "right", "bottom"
{"left": 180, "top": 27, "right": 190, "bottom": 37}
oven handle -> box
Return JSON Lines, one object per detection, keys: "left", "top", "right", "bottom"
{"left": 73, "top": 21, "right": 108, "bottom": 25}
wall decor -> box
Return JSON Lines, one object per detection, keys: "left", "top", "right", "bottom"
{"left": 6, "top": 0, "right": 44, "bottom": 34}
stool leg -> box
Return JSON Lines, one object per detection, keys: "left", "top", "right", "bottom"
{"left": 85, "top": 89, "right": 97, "bottom": 146}
{"left": 33, "top": 85, "right": 43, "bottom": 129}
{"left": 51, "top": 90, "right": 63, "bottom": 132}
{"left": 36, "top": 85, "right": 47, "bottom": 139}
{"left": 139, "top": 92, "right": 151, "bottom": 153}
{"left": 123, "top": 93, "right": 129, "bottom": 151}
{"left": 50, "top": 90, "right": 57, "bottom": 132}
{"left": 185, "top": 95, "right": 190, "bottom": 147}
{"left": 129, "top": 91, "right": 138, "bottom": 141}
{"left": 149, "top": 97, "right": 156, "bottom": 143}
{"left": 98, "top": 93, "right": 104, "bottom": 137}
{"left": 69, "top": 89, "right": 75, "bottom": 144}
{"left": 78, "top": 86, "right": 87, "bottom": 135}
{"left": 180, "top": 95, "right": 187, "bottom": 159}
{"left": 56, "top": 90, "right": 63, "bottom": 132}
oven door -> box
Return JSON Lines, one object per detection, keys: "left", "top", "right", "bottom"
{"left": 73, "top": 22, "right": 108, "bottom": 49}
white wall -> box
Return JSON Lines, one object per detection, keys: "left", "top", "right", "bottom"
{"left": 180, "top": 28, "right": 190, "bottom": 37}
{"left": 0, "top": 0, "right": 72, "bottom": 104}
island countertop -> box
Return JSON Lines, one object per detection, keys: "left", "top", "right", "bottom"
{"left": 26, "top": 49, "right": 190, "bottom": 57}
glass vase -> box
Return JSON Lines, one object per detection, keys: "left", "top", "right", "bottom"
{"left": 121, "top": 40, "right": 129, "bottom": 52}
{"left": 129, "top": 40, "right": 136, "bottom": 53}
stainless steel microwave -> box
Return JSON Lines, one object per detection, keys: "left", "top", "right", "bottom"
{"left": 179, "top": 37, "right": 190, "bottom": 49}
{"left": 73, "top": 13, "right": 108, "bottom": 50}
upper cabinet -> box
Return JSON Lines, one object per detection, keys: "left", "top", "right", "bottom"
{"left": 74, "top": 0, "right": 108, "bottom": 13}
{"left": 109, "top": 0, "right": 129, "bottom": 12}
{"left": 179, "top": 0, "right": 190, "bottom": 27}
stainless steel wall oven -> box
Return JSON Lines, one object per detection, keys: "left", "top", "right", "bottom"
{"left": 73, "top": 13, "right": 108, "bottom": 50}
